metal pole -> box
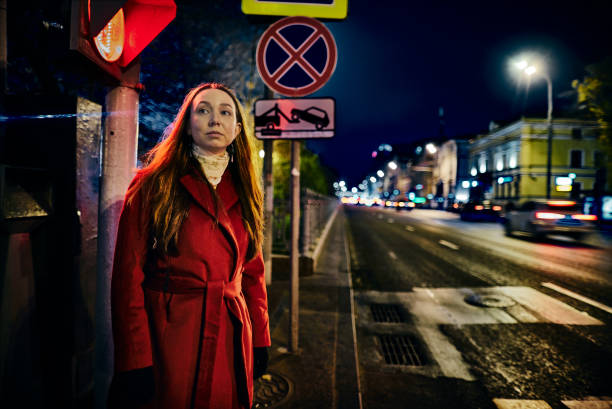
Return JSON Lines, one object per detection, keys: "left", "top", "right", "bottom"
{"left": 0, "top": 0, "right": 7, "bottom": 154}
{"left": 263, "top": 139, "right": 274, "bottom": 285}
{"left": 95, "top": 61, "right": 140, "bottom": 409}
{"left": 262, "top": 87, "right": 274, "bottom": 285}
{"left": 289, "top": 140, "right": 300, "bottom": 353}
{"left": 545, "top": 74, "right": 553, "bottom": 199}
{"left": 0, "top": 0, "right": 6, "bottom": 94}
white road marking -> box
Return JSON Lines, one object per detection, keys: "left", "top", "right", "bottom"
{"left": 562, "top": 399, "right": 612, "bottom": 408}
{"left": 405, "top": 225, "right": 415, "bottom": 232}
{"left": 439, "top": 240, "right": 459, "bottom": 250}
{"left": 542, "top": 282, "right": 612, "bottom": 315}
{"left": 493, "top": 399, "right": 552, "bottom": 409}
{"left": 388, "top": 251, "right": 397, "bottom": 260}
{"left": 417, "top": 324, "right": 475, "bottom": 381}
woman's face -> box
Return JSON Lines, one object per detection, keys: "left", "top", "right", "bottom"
{"left": 188, "top": 88, "right": 242, "bottom": 155}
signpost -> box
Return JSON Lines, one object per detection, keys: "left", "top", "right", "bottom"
{"left": 255, "top": 15, "right": 337, "bottom": 354}
{"left": 256, "top": 16, "right": 337, "bottom": 97}
{"left": 255, "top": 97, "right": 335, "bottom": 139}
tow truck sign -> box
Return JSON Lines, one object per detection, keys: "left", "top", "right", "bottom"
{"left": 254, "top": 98, "right": 335, "bottom": 139}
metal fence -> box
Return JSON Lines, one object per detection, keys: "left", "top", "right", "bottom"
{"left": 272, "top": 188, "right": 338, "bottom": 255}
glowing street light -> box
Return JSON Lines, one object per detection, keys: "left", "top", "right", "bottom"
{"left": 387, "top": 161, "right": 397, "bottom": 170}
{"left": 369, "top": 176, "right": 377, "bottom": 183}
{"left": 425, "top": 143, "right": 437, "bottom": 154}
{"left": 377, "top": 170, "right": 384, "bottom": 178}
{"left": 511, "top": 52, "right": 554, "bottom": 198}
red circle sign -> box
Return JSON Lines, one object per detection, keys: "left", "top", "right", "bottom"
{"left": 256, "top": 16, "right": 337, "bottom": 97}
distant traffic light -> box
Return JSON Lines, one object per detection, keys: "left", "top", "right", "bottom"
{"left": 70, "top": 0, "right": 176, "bottom": 80}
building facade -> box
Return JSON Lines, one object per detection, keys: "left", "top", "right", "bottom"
{"left": 433, "top": 139, "right": 470, "bottom": 207}
{"left": 467, "top": 118, "right": 606, "bottom": 205}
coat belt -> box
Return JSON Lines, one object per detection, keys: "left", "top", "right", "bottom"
{"left": 143, "top": 275, "right": 242, "bottom": 408}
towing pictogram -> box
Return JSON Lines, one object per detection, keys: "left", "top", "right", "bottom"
{"left": 255, "top": 104, "right": 299, "bottom": 136}
{"left": 254, "top": 98, "right": 335, "bottom": 140}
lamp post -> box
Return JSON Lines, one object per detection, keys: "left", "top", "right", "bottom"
{"left": 513, "top": 57, "right": 554, "bottom": 198}
{"left": 544, "top": 73, "right": 553, "bottom": 199}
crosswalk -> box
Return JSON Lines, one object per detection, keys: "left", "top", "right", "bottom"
{"left": 493, "top": 398, "right": 612, "bottom": 409}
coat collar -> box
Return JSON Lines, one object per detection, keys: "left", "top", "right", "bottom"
{"left": 179, "top": 169, "right": 239, "bottom": 217}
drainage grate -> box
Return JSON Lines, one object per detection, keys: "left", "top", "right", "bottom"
{"left": 370, "top": 303, "right": 404, "bottom": 323}
{"left": 378, "top": 334, "right": 425, "bottom": 366}
{"left": 253, "top": 372, "right": 292, "bottom": 408}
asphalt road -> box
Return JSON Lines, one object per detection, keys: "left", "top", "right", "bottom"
{"left": 344, "top": 205, "right": 612, "bottom": 409}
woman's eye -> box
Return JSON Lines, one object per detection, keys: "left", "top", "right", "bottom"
{"left": 222, "top": 110, "right": 232, "bottom": 116}
{"left": 198, "top": 108, "right": 209, "bottom": 114}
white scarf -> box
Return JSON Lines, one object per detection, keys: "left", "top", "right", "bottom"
{"left": 192, "top": 145, "right": 229, "bottom": 188}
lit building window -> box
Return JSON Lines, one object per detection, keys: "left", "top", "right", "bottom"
{"left": 509, "top": 154, "right": 517, "bottom": 168}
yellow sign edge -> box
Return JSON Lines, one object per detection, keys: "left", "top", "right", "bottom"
{"left": 242, "top": 0, "right": 348, "bottom": 19}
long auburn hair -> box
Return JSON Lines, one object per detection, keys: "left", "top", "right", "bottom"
{"left": 127, "top": 83, "right": 263, "bottom": 261}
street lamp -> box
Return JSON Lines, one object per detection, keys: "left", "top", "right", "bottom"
{"left": 512, "top": 54, "right": 554, "bottom": 198}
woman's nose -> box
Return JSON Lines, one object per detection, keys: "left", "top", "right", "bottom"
{"left": 208, "top": 112, "right": 220, "bottom": 125}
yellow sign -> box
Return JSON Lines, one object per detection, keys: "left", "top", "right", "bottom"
{"left": 556, "top": 185, "right": 572, "bottom": 192}
{"left": 242, "top": 0, "right": 347, "bottom": 19}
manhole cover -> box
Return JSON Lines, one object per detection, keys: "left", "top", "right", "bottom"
{"left": 378, "top": 334, "right": 426, "bottom": 366}
{"left": 253, "top": 372, "right": 292, "bottom": 408}
{"left": 370, "top": 303, "right": 405, "bottom": 323}
{"left": 465, "top": 293, "right": 516, "bottom": 308}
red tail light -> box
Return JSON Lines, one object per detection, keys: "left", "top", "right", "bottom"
{"left": 535, "top": 212, "right": 564, "bottom": 220}
{"left": 475, "top": 205, "right": 484, "bottom": 211}
{"left": 492, "top": 205, "right": 502, "bottom": 211}
{"left": 547, "top": 200, "right": 576, "bottom": 207}
{"left": 572, "top": 214, "right": 597, "bottom": 221}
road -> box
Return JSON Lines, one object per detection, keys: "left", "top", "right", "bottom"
{"left": 344, "top": 205, "right": 612, "bottom": 409}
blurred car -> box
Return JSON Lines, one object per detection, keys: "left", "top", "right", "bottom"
{"left": 448, "top": 202, "right": 464, "bottom": 214}
{"left": 395, "top": 199, "right": 415, "bottom": 211}
{"left": 459, "top": 200, "right": 503, "bottom": 221}
{"left": 502, "top": 200, "right": 597, "bottom": 240}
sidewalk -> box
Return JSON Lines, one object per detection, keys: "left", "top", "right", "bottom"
{"left": 255, "top": 208, "right": 362, "bottom": 409}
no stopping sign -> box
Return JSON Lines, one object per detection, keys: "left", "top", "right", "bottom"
{"left": 256, "top": 16, "right": 337, "bottom": 97}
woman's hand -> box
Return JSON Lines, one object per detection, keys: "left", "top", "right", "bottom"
{"left": 107, "top": 366, "right": 155, "bottom": 408}
{"left": 253, "top": 347, "right": 269, "bottom": 379}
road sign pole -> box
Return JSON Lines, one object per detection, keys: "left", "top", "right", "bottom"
{"left": 263, "top": 88, "right": 275, "bottom": 286}
{"left": 289, "top": 140, "right": 300, "bottom": 353}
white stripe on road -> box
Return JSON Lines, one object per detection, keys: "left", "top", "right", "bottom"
{"left": 493, "top": 398, "right": 612, "bottom": 409}
{"left": 493, "top": 399, "right": 552, "bottom": 409}
{"left": 438, "top": 240, "right": 459, "bottom": 250}
{"left": 562, "top": 399, "right": 612, "bottom": 408}
{"left": 405, "top": 225, "right": 415, "bottom": 232}
{"left": 388, "top": 251, "right": 397, "bottom": 260}
{"left": 541, "top": 282, "right": 612, "bottom": 315}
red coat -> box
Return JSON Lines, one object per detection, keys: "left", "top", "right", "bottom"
{"left": 111, "top": 169, "right": 271, "bottom": 409}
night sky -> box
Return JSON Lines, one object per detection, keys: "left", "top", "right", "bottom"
{"left": 302, "top": 0, "right": 612, "bottom": 188}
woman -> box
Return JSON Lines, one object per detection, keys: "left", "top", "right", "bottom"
{"left": 109, "top": 83, "right": 270, "bottom": 409}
